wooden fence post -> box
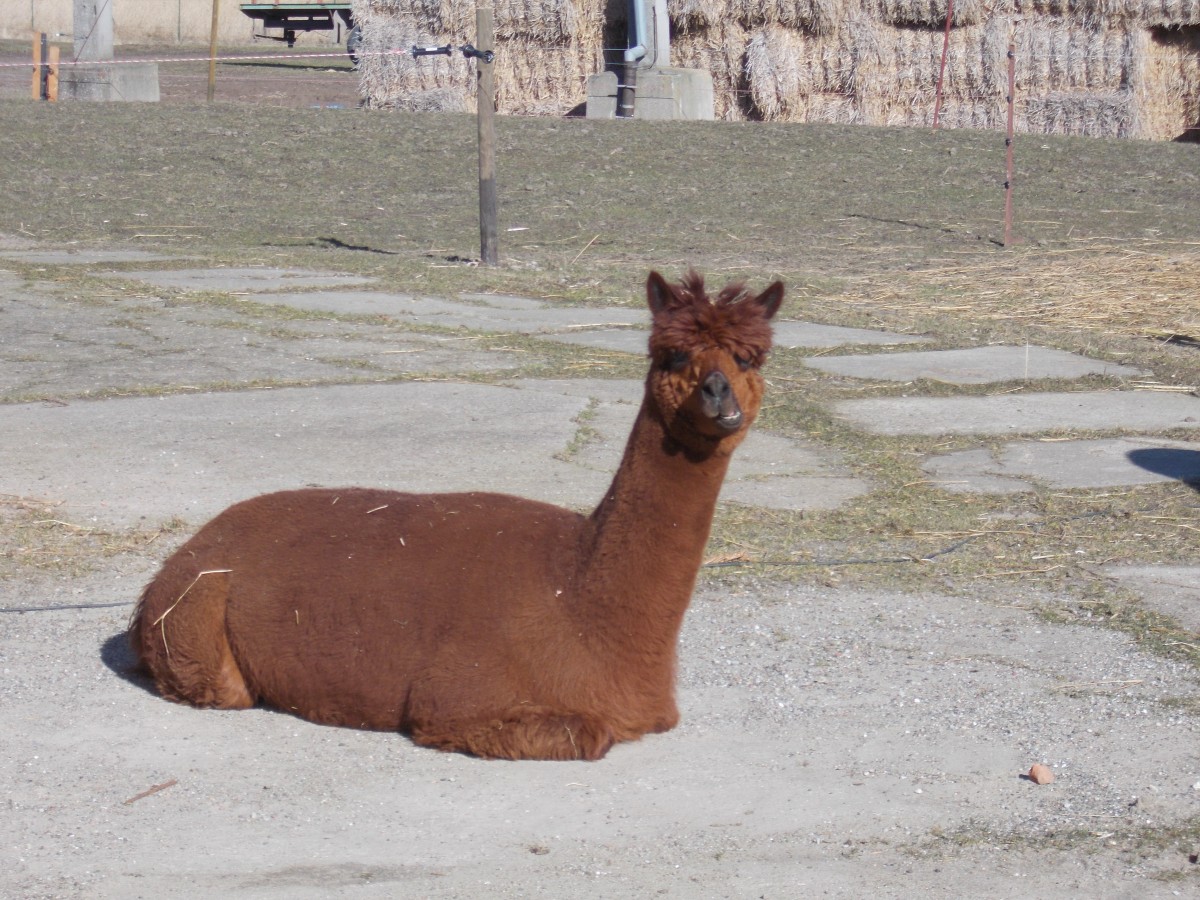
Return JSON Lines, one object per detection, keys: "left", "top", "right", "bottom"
{"left": 207, "top": 0, "right": 220, "bottom": 103}
{"left": 476, "top": 8, "right": 498, "bottom": 266}
{"left": 47, "top": 45, "right": 60, "bottom": 101}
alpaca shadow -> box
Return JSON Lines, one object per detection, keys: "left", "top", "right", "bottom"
{"left": 1127, "top": 448, "right": 1200, "bottom": 492}
{"left": 101, "top": 631, "right": 158, "bottom": 696}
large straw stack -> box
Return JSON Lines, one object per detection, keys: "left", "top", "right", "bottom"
{"left": 733, "top": 0, "right": 1197, "bottom": 138}
{"left": 672, "top": 22, "right": 754, "bottom": 119}
{"left": 355, "top": 0, "right": 1200, "bottom": 139}
{"left": 354, "top": 0, "right": 607, "bottom": 114}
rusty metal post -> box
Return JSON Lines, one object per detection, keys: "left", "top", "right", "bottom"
{"left": 1003, "top": 43, "right": 1015, "bottom": 248}
{"left": 476, "top": 8, "right": 498, "bottom": 266}
{"left": 932, "top": 0, "right": 954, "bottom": 130}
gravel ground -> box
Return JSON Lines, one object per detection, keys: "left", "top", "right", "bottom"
{"left": 3, "top": 563, "right": 1199, "bottom": 898}
{"left": 1, "top": 255, "right": 1197, "bottom": 897}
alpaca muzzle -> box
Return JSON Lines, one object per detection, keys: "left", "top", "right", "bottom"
{"left": 700, "top": 371, "right": 743, "bottom": 432}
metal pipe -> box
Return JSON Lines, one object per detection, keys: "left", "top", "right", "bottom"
{"left": 619, "top": 0, "right": 647, "bottom": 118}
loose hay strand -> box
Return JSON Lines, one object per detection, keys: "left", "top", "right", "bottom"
{"left": 152, "top": 569, "right": 233, "bottom": 658}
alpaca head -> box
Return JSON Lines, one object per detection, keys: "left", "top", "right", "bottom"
{"left": 645, "top": 270, "right": 784, "bottom": 456}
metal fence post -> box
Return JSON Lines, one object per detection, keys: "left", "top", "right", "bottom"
{"left": 1003, "top": 42, "right": 1016, "bottom": 248}
{"left": 476, "top": 9, "right": 498, "bottom": 266}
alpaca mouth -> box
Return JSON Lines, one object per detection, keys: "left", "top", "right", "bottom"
{"left": 714, "top": 411, "right": 744, "bottom": 432}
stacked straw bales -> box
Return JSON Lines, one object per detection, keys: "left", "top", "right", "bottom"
{"left": 353, "top": 0, "right": 609, "bottom": 114}
{"left": 736, "top": 3, "right": 1199, "bottom": 137}
{"left": 355, "top": 0, "right": 1200, "bottom": 139}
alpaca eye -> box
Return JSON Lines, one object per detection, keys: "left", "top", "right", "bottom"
{"left": 665, "top": 350, "right": 690, "bottom": 371}
{"left": 734, "top": 355, "right": 753, "bottom": 371}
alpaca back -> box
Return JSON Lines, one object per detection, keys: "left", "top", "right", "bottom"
{"left": 135, "top": 487, "right": 590, "bottom": 730}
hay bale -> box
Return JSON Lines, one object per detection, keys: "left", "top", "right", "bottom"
{"left": 1014, "top": 18, "right": 1135, "bottom": 95}
{"left": 861, "top": 0, "right": 983, "bottom": 28}
{"left": 1028, "top": 0, "right": 1200, "bottom": 27}
{"left": 672, "top": 21, "right": 753, "bottom": 119}
{"left": 668, "top": 0, "right": 732, "bottom": 33}
{"left": 1012, "top": 17, "right": 1199, "bottom": 139}
{"left": 1120, "top": 0, "right": 1200, "bottom": 27}
{"left": 355, "top": 0, "right": 605, "bottom": 116}
{"left": 1130, "top": 25, "right": 1200, "bottom": 138}
{"left": 356, "top": 14, "right": 473, "bottom": 112}
{"left": 492, "top": 0, "right": 604, "bottom": 42}
{"left": 1020, "top": 89, "right": 1138, "bottom": 136}
{"left": 494, "top": 38, "right": 604, "bottom": 114}
{"left": 732, "top": 0, "right": 846, "bottom": 34}
{"left": 746, "top": 24, "right": 861, "bottom": 103}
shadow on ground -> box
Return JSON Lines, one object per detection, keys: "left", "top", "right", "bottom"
{"left": 1128, "top": 447, "right": 1200, "bottom": 490}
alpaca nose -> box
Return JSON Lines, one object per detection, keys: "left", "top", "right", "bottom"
{"left": 701, "top": 372, "right": 742, "bottom": 430}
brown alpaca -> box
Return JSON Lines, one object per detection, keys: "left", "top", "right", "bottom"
{"left": 129, "top": 270, "right": 783, "bottom": 760}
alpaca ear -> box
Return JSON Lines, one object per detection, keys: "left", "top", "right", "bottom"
{"left": 755, "top": 281, "right": 784, "bottom": 320}
{"left": 646, "top": 271, "right": 674, "bottom": 316}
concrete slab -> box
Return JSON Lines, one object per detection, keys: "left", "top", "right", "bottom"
{"left": 806, "top": 346, "right": 1146, "bottom": 385}
{"left": 836, "top": 390, "right": 1200, "bottom": 436}
{"left": 0, "top": 249, "right": 178, "bottom": 265}
{"left": 1102, "top": 566, "right": 1200, "bottom": 633}
{"left": 1, "top": 383, "right": 590, "bottom": 528}
{"left": 772, "top": 322, "right": 928, "bottom": 350}
{"left": 115, "top": 268, "right": 374, "bottom": 293}
{"left": 0, "top": 380, "right": 863, "bottom": 529}
{"left": 251, "top": 290, "right": 645, "bottom": 333}
{"left": 540, "top": 328, "right": 651, "bottom": 354}
{"left": 923, "top": 438, "right": 1200, "bottom": 493}
{"left": 458, "top": 292, "right": 548, "bottom": 310}
{"left": 0, "top": 292, "right": 516, "bottom": 402}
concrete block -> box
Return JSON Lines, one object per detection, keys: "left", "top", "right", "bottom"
{"left": 60, "top": 62, "right": 160, "bottom": 102}
{"left": 586, "top": 71, "right": 618, "bottom": 119}
{"left": 634, "top": 67, "right": 714, "bottom": 121}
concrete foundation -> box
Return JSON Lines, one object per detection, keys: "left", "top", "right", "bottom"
{"left": 586, "top": 67, "right": 714, "bottom": 121}
{"left": 586, "top": 71, "right": 618, "bottom": 119}
{"left": 634, "top": 67, "right": 714, "bottom": 120}
{"left": 59, "top": 62, "right": 160, "bottom": 101}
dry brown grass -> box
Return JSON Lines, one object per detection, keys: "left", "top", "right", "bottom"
{"left": 839, "top": 246, "right": 1200, "bottom": 343}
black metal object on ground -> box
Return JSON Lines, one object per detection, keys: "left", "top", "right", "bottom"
{"left": 240, "top": 3, "right": 354, "bottom": 52}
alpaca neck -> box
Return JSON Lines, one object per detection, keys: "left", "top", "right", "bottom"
{"left": 574, "top": 401, "right": 731, "bottom": 647}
